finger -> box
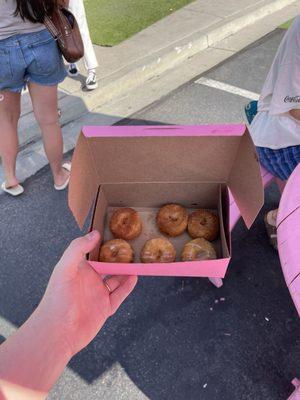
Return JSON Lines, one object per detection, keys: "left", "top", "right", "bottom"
{"left": 109, "top": 276, "right": 138, "bottom": 314}
{"left": 103, "top": 276, "right": 124, "bottom": 293}
{"left": 58, "top": 230, "right": 100, "bottom": 272}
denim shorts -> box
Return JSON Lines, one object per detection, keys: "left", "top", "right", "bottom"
{"left": 0, "top": 29, "right": 67, "bottom": 92}
{"left": 257, "top": 145, "right": 300, "bottom": 180}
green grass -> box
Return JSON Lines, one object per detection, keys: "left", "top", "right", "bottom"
{"left": 84, "top": 0, "right": 195, "bottom": 46}
{"left": 279, "top": 19, "right": 294, "bottom": 30}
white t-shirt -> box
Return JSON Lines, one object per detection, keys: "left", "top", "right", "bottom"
{"left": 250, "top": 16, "right": 300, "bottom": 149}
{"left": 0, "top": 0, "right": 44, "bottom": 41}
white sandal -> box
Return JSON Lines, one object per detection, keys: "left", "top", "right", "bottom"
{"left": 54, "top": 162, "right": 71, "bottom": 191}
{"left": 1, "top": 182, "right": 24, "bottom": 196}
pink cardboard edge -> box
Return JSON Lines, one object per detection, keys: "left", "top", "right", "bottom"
{"left": 277, "top": 205, "right": 300, "bottom": 286}
{"left": 89, "top": 258, "right": 229, "bottom": 278}
{"left": 229, "top": 165, "right": 274, "bottom": 231}
{"left": 82, "top": 124, "right": 246, "bottom": 138}
{"left": 289, "top": 277, "right": 300, "bottom": 317}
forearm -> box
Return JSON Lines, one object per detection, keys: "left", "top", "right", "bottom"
{"left": 0, "top": 306, "right": 71, "bottom": 399}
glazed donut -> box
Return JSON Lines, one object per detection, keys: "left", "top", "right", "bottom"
{"left": 99, "top": 239, "right": 134, "bottom": 263}
{"left": 141, "top": 238, "right": 176, "bottom": 263}
{"left": 109, "top": 207, "right": 142, "bottom": 240}
{"left": 181, "top": 238, "right": 217, "bottom": 262}
{"left": 156, "top": 204, "right": 188, "bottom": 237}
{"left": 188, "top": 210, "right": 219, "bottom": 241}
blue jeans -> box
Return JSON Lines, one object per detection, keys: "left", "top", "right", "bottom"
{"left": 0, "top": 29, "right": 67, "bottom": 92}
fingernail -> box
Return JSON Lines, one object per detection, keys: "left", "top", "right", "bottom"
{"left": 86, "top": 230, "right": 98, "bottom": 241}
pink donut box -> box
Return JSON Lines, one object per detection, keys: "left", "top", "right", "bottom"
{"left": 68, "top": 124, "right": 264, "bottom": 278}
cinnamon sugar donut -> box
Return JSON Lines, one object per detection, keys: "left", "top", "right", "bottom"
{"left": 157, "top": 204, "right": 188, "bottom": 237}
{"left": 141, "top": 238, "right": 176, "bottom": 263}
{"left": 188, "top": 210, "right": 219, "bottom": 241}
{"left": 99, "top": 239, "right": 134, "bottom": 263}
{"left": 181, "top": 238, "right": 217, "bottom": 262}
{"left": 109, "top": 207, "right": 142, "bottom": 240}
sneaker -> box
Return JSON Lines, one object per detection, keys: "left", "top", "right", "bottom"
{"left": 85, "top": 71, "right": 98, "bottom": 90}
{"left": 68, "top": 63, "right": 78, "bottom": 77}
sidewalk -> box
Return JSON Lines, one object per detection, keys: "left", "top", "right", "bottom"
{"left": 2, "top": 0, "right": 300, "bottom": 186}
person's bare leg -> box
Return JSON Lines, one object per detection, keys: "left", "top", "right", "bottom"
{"left": 264, "top": 208, "right": 278, "bottom": 250}
{"left": 266, "top": 209, "right": 278, "bottom": 226}
{"left": 0, "top": 91, "right": 21, "bottom": 188}
{"left": 28, "top": 82, "right": 69, "bottom": 187}
{"left": 266, "top": 178, "right": 287, "bottom": 227}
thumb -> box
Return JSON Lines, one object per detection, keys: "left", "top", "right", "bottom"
{"left": 58, "top": 230, "right": 100, "bottom": 271}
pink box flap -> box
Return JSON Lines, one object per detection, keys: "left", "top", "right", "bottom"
{"left": 289, "top": 277, "right": 300, "bottom": 316}
{"left": 83, "top": 124, "right": 246, "bottom": 138}
{"left": 69, "top": 124, "right": 263, "bottom": 230}
{"left": 89, "top": 258, "right": 230, "bottom": 278}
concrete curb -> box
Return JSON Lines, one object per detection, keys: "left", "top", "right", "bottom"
{"left": 91, "top": 0, "right": 298, "bottom": 109}
{"left": 60, "top": 0, "right": 298, "bottom": 118}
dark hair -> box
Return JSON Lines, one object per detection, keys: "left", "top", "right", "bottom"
{"left": 15, "top": 0, "right": 58, "bottom": 23}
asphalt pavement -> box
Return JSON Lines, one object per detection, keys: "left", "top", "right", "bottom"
{"left": 0, "top": 28, "right": 299, "bottom": 400}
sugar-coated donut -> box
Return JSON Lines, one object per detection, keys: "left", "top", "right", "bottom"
{"left": 156, "top": 204, "right": 188, "bottom": 237}
{"left": 109, "top": 207, "right": 142, "bottom": 240}
{"left": 188, "top": 210, "right": 219, "bottom": 241}
{"left": 181, "top": 238, "right": 217, "bottom": 261}
{"left": 141, "top": 238, "right": 176, "bottom": 263}
{"left": 99, "top": 239, "right": 134, "bottom": 263}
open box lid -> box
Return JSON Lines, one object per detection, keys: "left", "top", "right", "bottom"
{"left": 68, "top": 124, "right": 264, "bottom": 229}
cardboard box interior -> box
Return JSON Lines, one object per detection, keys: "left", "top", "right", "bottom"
{"left": 69, "top": 128, "right": 263, "bottom": 233}
{"left": 89, "top": 182, "right": 230, "bottom": 265}
{"left": 68, "top": 124, "right": 264, "bottom": 277}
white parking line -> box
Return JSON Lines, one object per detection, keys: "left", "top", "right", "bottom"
{"left": 195, "top": 77, "right": 260, "bottom": 101}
